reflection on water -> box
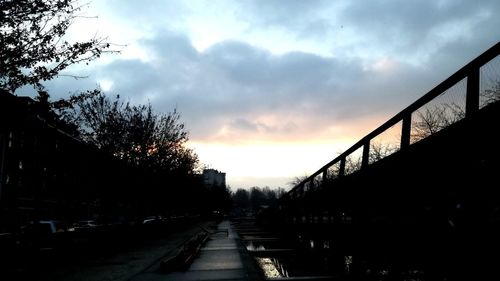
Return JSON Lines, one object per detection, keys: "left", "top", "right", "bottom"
{"left": 323, "top": 240, "right": 330, "bottom": 249}
{"left": 246, "top": 241, "right": 265, "bottom": 251}
{"left": 344, "top": 255, "right": 353, "bottom": 274}
{"left": 255, "top": 257, "right": 283, "bottom": 278}
{"left": 247, "top": 241, "right": 291, "bottom": 278}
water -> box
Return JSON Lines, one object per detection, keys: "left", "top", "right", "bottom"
{"left": 255, "top": 257, "right": 283, "bottom": 278}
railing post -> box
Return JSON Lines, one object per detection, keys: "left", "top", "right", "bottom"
{"left": 362, "top": 141, "right": 370, "bottom": 169}
{"left": 466, "top": 67, "right": 480, "bottom": 118}
{"left": 339, "top": 157, "right": 346, "bottom": 177}
{"left": 401, "top": 114, "right": 411, "bottom": 149}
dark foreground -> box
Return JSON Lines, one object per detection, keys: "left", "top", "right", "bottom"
{"left": 1, "top": 219, "right": 217, "bottom": 281}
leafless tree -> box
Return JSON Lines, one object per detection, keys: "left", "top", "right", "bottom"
{"left": 481, "top": 79, "right": 500, "bottom": 106}
{"left": 288, "top": 174, "right": 310, "bottom": 188}
{"left": 411, "top": 81, "right": 500, "bottom": 142}
{"left": 410, "top": 104, "right": 462, "bottom": 142}
{"left": 344, "top": 155, "right": 362, "bottom": 175}
{"left": 324, "top": 163, "right": 341, "bottom": 181}
{"left": 369, "top": 142, "right": 398, "bottom": 164}
{"left": 0, "top": 0, "right": 115, "bottom": 94}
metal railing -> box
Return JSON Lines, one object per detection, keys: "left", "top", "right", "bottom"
{"left": 289, "top": 41, "right": 500, "bottom": 199}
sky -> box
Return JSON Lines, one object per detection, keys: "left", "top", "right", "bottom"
{"left": 20, "top": 0, "right": 500, "bottom": 190}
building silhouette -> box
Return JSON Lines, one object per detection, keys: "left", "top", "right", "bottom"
{"left": 202, "top": 169, "right": 226, "bottom": 188}
{"left": 0, "top": 90, "right": 132, "bottom": 232}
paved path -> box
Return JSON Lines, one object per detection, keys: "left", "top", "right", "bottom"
{"left": 37, "top": 220, "right": 216, "bottom": 281}
{"left": 132, "top": 220, "right": 263, "bottom": 281}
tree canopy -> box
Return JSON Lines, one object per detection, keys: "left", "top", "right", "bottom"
{"left": 57, "top": 90, "right": 199, "bottom": 174}
{"left": 1, "top": 1, "right": 198, "bottom": 175}
{"left": 0, "top": 0, "right": 233, "bottom": 220}
{"left": 0, "top": 0, "right": 112, "bottom": 94}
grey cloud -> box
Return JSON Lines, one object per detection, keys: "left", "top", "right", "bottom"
{"left": 231, "top": 0, "right": 336, "bottom": 41}
{"left": 95, "top": 0, "right": 188, "bottom": 31}
{"left": 239, "top": 0, "right": 329, "bottom": 29}
{"left": 141, "top": 33, "right": 199, "bottom": 61}
{"left": 233, "top": 0, "right": 499, "bottom": 63}
{"left": 229, "top": 118, "right": 299, "bottom": 136}
{"left": 297, "top": 19, "right": 333, "bottom": 40}
{"left": 42, "top": 26, "right": 498, "bottom": 144}
{"left": 230, "top": 118, "right": 260, "bottom": 132}
{"left": 338, "top": 0, "right": 500, "bottom": 58}
{"left": 87, "top": 34, "right": 406, "bottom": 141}
{"left": 203, "top": 41, "right": 271, "bottom": 85}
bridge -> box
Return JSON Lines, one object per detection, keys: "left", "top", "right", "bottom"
{"left": 252, "top": 42, "right": 500, "bottom": 280}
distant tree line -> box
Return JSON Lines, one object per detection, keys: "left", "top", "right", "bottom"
{"left": 232, "top": 187, "right": 286, "bottom": 213}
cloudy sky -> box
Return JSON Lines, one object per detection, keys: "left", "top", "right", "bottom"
{"left": 27, "top": 0, "right": 500, "bottom": 189}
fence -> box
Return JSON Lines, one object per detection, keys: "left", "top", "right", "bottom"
{"left": 289, "top": 42, "right": 500, "bottom": 198}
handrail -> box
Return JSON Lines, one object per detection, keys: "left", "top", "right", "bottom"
{"left": 289, "top": 41, "right": 500, "bottom": 196}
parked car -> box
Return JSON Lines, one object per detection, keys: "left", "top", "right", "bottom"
{"left": 40, "top": 220, "right": 68, "bottom": 233}
{"left": 142, "top": 216, "right": 163, "bottom": 225}
{"left": 76, "top": 220, "right": 97, "bottom": 229}
{"left": 20, "top": 220, "right": 69, "bottom": 250}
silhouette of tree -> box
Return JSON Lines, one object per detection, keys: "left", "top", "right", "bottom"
{"left": 289, "top": 143, "right": 398, "bottom": 190}
{"left": 369, "top": 142, "right": 398, "bottom": 164}
{"left": 247, "top": 187, "right": 283, "bottom": 212}
{"left": 275, "top": 187, "right": 287, "bottom": 199}
{"left": 411, "top": 81, "right": 500, "bottom": 142}
{"left": 288, "top": 175, "right": 309, "bottom": 188}
{"left": 344, "top": 153, "right": 363, "bottom": 175}
{"left": 250, "top": 187, "right": 266, "bottom": 211}
{"left": 59, "top": 90, "right": 199, "bottom": 174}
{"left": 411, "top": 104, "right": 464, "bottom": 142}
{"left": 481, "top": 80, "right": 500, "bottom": 105}
{"left": 0, "top": 0, "right": 113, "bottom": 94}
{"left": 263, "top": 187, "right": 277, "bottom": 202}
{"left": 233, "top": 189, "right": 250, "bottom": 209}
{"left": 208, "top": 184, "right": 232, "bottom": 213}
